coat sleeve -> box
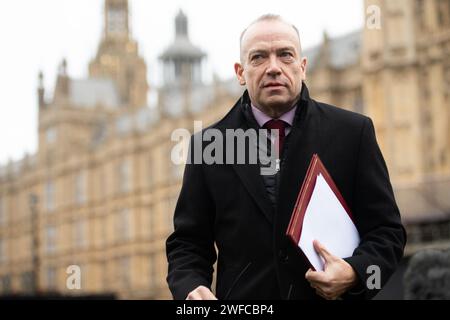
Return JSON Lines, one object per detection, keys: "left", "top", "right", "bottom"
{"left": 343, "top": 117, "right": 407, "bottom": 300}
{"left": 166, "top": 134, "right": 217, "bottom": 300}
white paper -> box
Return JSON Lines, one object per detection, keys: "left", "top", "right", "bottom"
{"left": 298, "top": 173, "right": 360, "bottom": 271}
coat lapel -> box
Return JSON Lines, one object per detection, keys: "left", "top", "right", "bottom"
{"left": 217, "top": 93, "right": 275, "bottom": 224}
{"left": 232, "top": 163, "right": 275, "bottom": 224}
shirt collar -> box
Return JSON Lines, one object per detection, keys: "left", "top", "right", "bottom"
{"left": 250, "top": 103, "right": 297, "bottom": 128}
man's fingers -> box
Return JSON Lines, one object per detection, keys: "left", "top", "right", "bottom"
{"left": 186, "top": 286, "right": 217, "bottom": 300}
{"left": 311, "top": 279, "right": 346, "bottom": 300}
{"left": 186, "top": 291, "right": 201, "bottom": 300}
{"left": 305, "top": 269, "right": 329, "bottom": 284}
{"left": 311, "top": 283, "right": 339, "bottom": 300}
{"left": 198, "top": 286, "right": 218, "bottom": 300}
{"left": 312, "top": 284, "right": 332, "bottom": 300}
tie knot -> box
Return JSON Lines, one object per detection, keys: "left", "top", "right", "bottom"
{"left": 263, "top": 119, "right": 288, "bottom": 157}
{"left": 263, "top": 119, "right": 288, "bottom": 133}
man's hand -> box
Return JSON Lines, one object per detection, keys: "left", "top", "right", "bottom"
{"left": 186, "top": 285, "right": 218, "bottom": 300}
{"left": 305, "top": 240, "right": 358, "bottom": 300}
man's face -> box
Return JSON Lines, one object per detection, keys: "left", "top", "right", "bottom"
{"left": 235, "top": 20, "right": 307, "bottom": 111}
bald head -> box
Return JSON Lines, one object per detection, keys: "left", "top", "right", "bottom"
{"left": 239, "top": 14, "right": 302, "bottom": 63}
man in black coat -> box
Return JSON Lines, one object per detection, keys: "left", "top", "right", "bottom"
{"left": 166, "top": 14, "right": 406, "bottom": 300}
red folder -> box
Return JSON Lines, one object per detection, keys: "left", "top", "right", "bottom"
{"left": 286, "top": 154, "right": 356, "bottom": 269}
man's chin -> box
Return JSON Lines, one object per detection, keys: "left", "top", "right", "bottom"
{"left": 262, "top": 96, "right": 290, "bottom": 109}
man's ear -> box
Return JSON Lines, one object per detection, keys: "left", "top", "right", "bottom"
{"left": 234, "top": 63, "right": 246, "bottom": 86}
{"left": 300, "top": 57, "right": 307, "bottom": 81}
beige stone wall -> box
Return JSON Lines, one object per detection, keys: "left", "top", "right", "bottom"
{"left": 361, "top": 0, "right": 450, "bottom": 184}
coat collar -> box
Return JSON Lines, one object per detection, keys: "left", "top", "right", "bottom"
{"left": 238, "top": 82, "right": 312, "bottom": 128}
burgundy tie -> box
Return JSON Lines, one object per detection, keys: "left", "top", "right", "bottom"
{"left": 263, "top": 119, "right": 288, "bottom": 156}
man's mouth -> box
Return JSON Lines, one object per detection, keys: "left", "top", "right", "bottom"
{"left": 263, "top": 82, "right": 285, "bottom": 88}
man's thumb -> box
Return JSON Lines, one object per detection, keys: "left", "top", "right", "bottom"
{"left": 313, "top": 240, "right": 334, "bottom": 262}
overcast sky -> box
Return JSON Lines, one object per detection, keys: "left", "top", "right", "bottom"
{"left": 0, "top": 0, "right": 364, "bottom": 165}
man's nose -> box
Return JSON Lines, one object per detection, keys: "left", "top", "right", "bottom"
{"left": 266, "top": 56, "right": 282, "bottom": 77}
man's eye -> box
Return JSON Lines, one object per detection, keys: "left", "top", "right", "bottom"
{"left": 281, "top": 52, "right": 293, "bottom": 57}
{"left": 251, "top": 54, "right": 263, "bottom": 61}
